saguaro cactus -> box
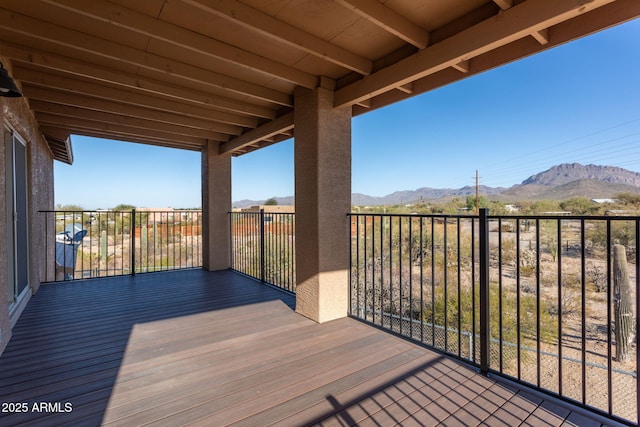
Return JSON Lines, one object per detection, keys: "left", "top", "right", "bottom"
{"left": 613, "top": 244, "right": 634, "bottom": 361}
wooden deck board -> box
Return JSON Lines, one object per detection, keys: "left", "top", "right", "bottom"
{"left": 0, "top": 270, "right": 621, "bottom": 426}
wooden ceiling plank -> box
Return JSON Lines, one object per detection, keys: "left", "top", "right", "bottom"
{"left": 23, "top": 86, "right": 243, "bottom": 136}
{"left": 2, "top": 43, "right": 277, "bottom": 119}
{"left": 219, "top": 112, "right": 294, "bottom": 154}
{"left": 15, "top": 67, "right": 257, "bottom": 128}
{"left": 43, "top": 0, "right": 317, "bottom": 88}
{"left": 183, "top": 0, "right": 373, "bottom": 76}
{"left": 334, "top": 0, "right": 616, "bottom": 109}
{"left": 335, "top": 0, "right": 429, "bottom": 49}
{"left": 0, "top": 7, "right": 292, "bottom": 106}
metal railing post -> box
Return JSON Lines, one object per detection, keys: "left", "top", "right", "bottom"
{"left": 479, "top": 208, "right": 490, "bottom": 374}
{"left": 260, "top": 208, "right": 265, "bottom": 282}
{"left": 229, "top": 212, "right": 233, "bottom": 270}
{"left": 131, "top": 209, "right": 136, "bottom": 276}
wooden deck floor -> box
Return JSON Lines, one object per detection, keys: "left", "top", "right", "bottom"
{"left": 0, "top": 270, "right": 623, "bottom": 426}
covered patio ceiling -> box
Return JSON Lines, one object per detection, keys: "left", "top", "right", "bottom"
{"left": 1, "top": 0, "right": 639, "bottom": 163}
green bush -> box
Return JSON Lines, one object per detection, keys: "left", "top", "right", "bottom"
{"left": 422, "top": 282, "right": 557, "bottom": 347}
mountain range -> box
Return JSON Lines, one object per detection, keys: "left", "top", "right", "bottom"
{"left": 233, "top": 163, "right": 640, "bottom": 208}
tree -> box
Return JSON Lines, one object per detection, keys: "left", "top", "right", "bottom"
{"left": 560, "top": 197, "right": 597, "bottom": 215}
{"left": 529, "top": 200, "right": 561, "bottom": 214}
{"left": 56, "top": 204, "right": 84, "bottom": 211}
{"left": 615, "top": 192, "right": 640, "bottom": 206}
{"left": 465, "top": 195, "right": 488, "bottom": 212}
{"left": 488, "top": 200, "right": 509, "bottom": 215}
{"left": 113, "top": 204, "right": 136, "bottom": 211}
{"left": 264, "top": 197, "right": 278, "bottom": 206}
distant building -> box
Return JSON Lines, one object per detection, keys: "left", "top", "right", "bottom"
{"left": 137, "top": 207, "right": 175, "bottom": 223}
{"left": 240, "top": 205, "right": 294, "bottom": 214}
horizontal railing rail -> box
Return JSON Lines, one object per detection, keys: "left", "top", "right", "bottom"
{"left": 41, "top": 209, "right": 202, "bottom": 281}
{"left": 229, "top": 210, "right": 296, "bottom": 293}
{"left": 349, "top": 210, "right": 639, "bottom": 426}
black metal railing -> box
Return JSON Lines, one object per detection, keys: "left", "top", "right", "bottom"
{"left": 349, "top": 209, "right": 639, "bottom": 425}
{"left": 230, "top": 210, "right": 296, "bottom": 293}
{"left": 41, "top": 209, "right": 202, "bottom": 281}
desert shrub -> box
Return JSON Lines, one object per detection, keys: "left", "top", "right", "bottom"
{"left": 422, "top": 282, "right": 557, "bottom": 347}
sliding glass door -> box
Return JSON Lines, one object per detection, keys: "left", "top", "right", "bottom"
{"left": 5, "top": 128, "right": 29, "bottom": 305}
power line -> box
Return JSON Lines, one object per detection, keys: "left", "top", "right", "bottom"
{"left": 479, "top": 120, "right": 640, "bottom": 186}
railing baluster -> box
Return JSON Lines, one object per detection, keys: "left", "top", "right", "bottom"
{"left": 419, "top": 217, "right": 424, "bottom": 343}
{"left": 557, "top": 218, "right": 562, "bottom": 395}
{"left": 431, "top": 216, "right": 435, "bottom": 348}
{"left": 479, "top": 208, "right": 490, "bottom": 374}
{"left": 260, "top": 209, "right": 265, "bottom": 283}
{"left": 607, "top": 219, "right": 613, "bottom": 416}
{"left": 498, "top": 217, "right": 503, "bottom": 371}
{"left": 516, "top": 218, "right": 521, "bottom": 380}
{"left": 378, "top": 216, "right": 384, "bottom": 326}
{"left": 131, "top": 209, "right": 136, "bottom": 276}
{"left": 457, "top": 217, "right": 461, "bottom": 358}
{"left": 581, "top": 219, "right": 587, "bottom": 406}
{"left": 409, "top": 217, "right": 413, "bottom": 339}
{"left": 636, "top": 218, "right": 640, "bottom": 426}
{"left": 443, "top": 217, "right": 448, "bottom": 352}
{"left": 536, "top": 218, "right": 541, "bottom": 387}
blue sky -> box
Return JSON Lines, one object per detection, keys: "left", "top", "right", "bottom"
{"left": 55, "top": 18, "right": 640, "bottom": 209}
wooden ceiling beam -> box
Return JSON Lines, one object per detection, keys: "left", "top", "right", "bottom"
{"left": 41, "top": 124, "right": 204, "bottom": 151}
{"left": 15, "top": 67, "right": 257, "bottom": 128}
{"left": 531, "top": 28, "right": 550, "bottom": 45}
{"left": 396, "top": 83, "right": 413, "bottom": 94}
{"left": 36, "top": 112, "right": 207, "bottom": 147}
{"left": 43, "top": 0, "right": 317, "bottom": 89}
{"left": 219, "top": 112, "right": 294, "bottom": 155}
{"left": 350, "top": 0, "right": 640, "bottom": 119}
{"left": 22, "top": 86, "right": 243, "bottom": 136}
{"left": 493, "top": 0, "right": 513, "bottom": 11}
{"left": 183, "top": 0, "right": 373, "bottom": 76}
{"left": 0, "top": 6, "right": 292, "bottom": 106}
{"left": 334, "top": 0, "right": 429, "bottom": 49}
{"left": 29, "top": 100, "right": 228, "bottom": 141}
{"left": 50, "top": 127, "right": 204, "bottom": 152}
{"left": 1, "top": 43, "right": 277, "bottom": 119}
{"left": 334, "top": 0, "right": 616, "bottom": 109}
{"left": 452, "top": 60, "right": 470, "bottom": 73}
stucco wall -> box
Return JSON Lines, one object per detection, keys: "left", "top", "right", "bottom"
{"left": 0, "top": 87, "right": 55, "bottom": 354}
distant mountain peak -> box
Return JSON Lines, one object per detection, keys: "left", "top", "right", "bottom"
{"left": 522, "top": 163, "right": 640, "bottom": 187}
{"left": 233, "top": 163, "right": 640, "bottom": 207}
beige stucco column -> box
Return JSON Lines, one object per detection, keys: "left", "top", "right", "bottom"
{"left": 294, "top": 82, "right": 352, "bottom": 323}
{"left": 201, "top": 141, "right": 231, "bottom": 271}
